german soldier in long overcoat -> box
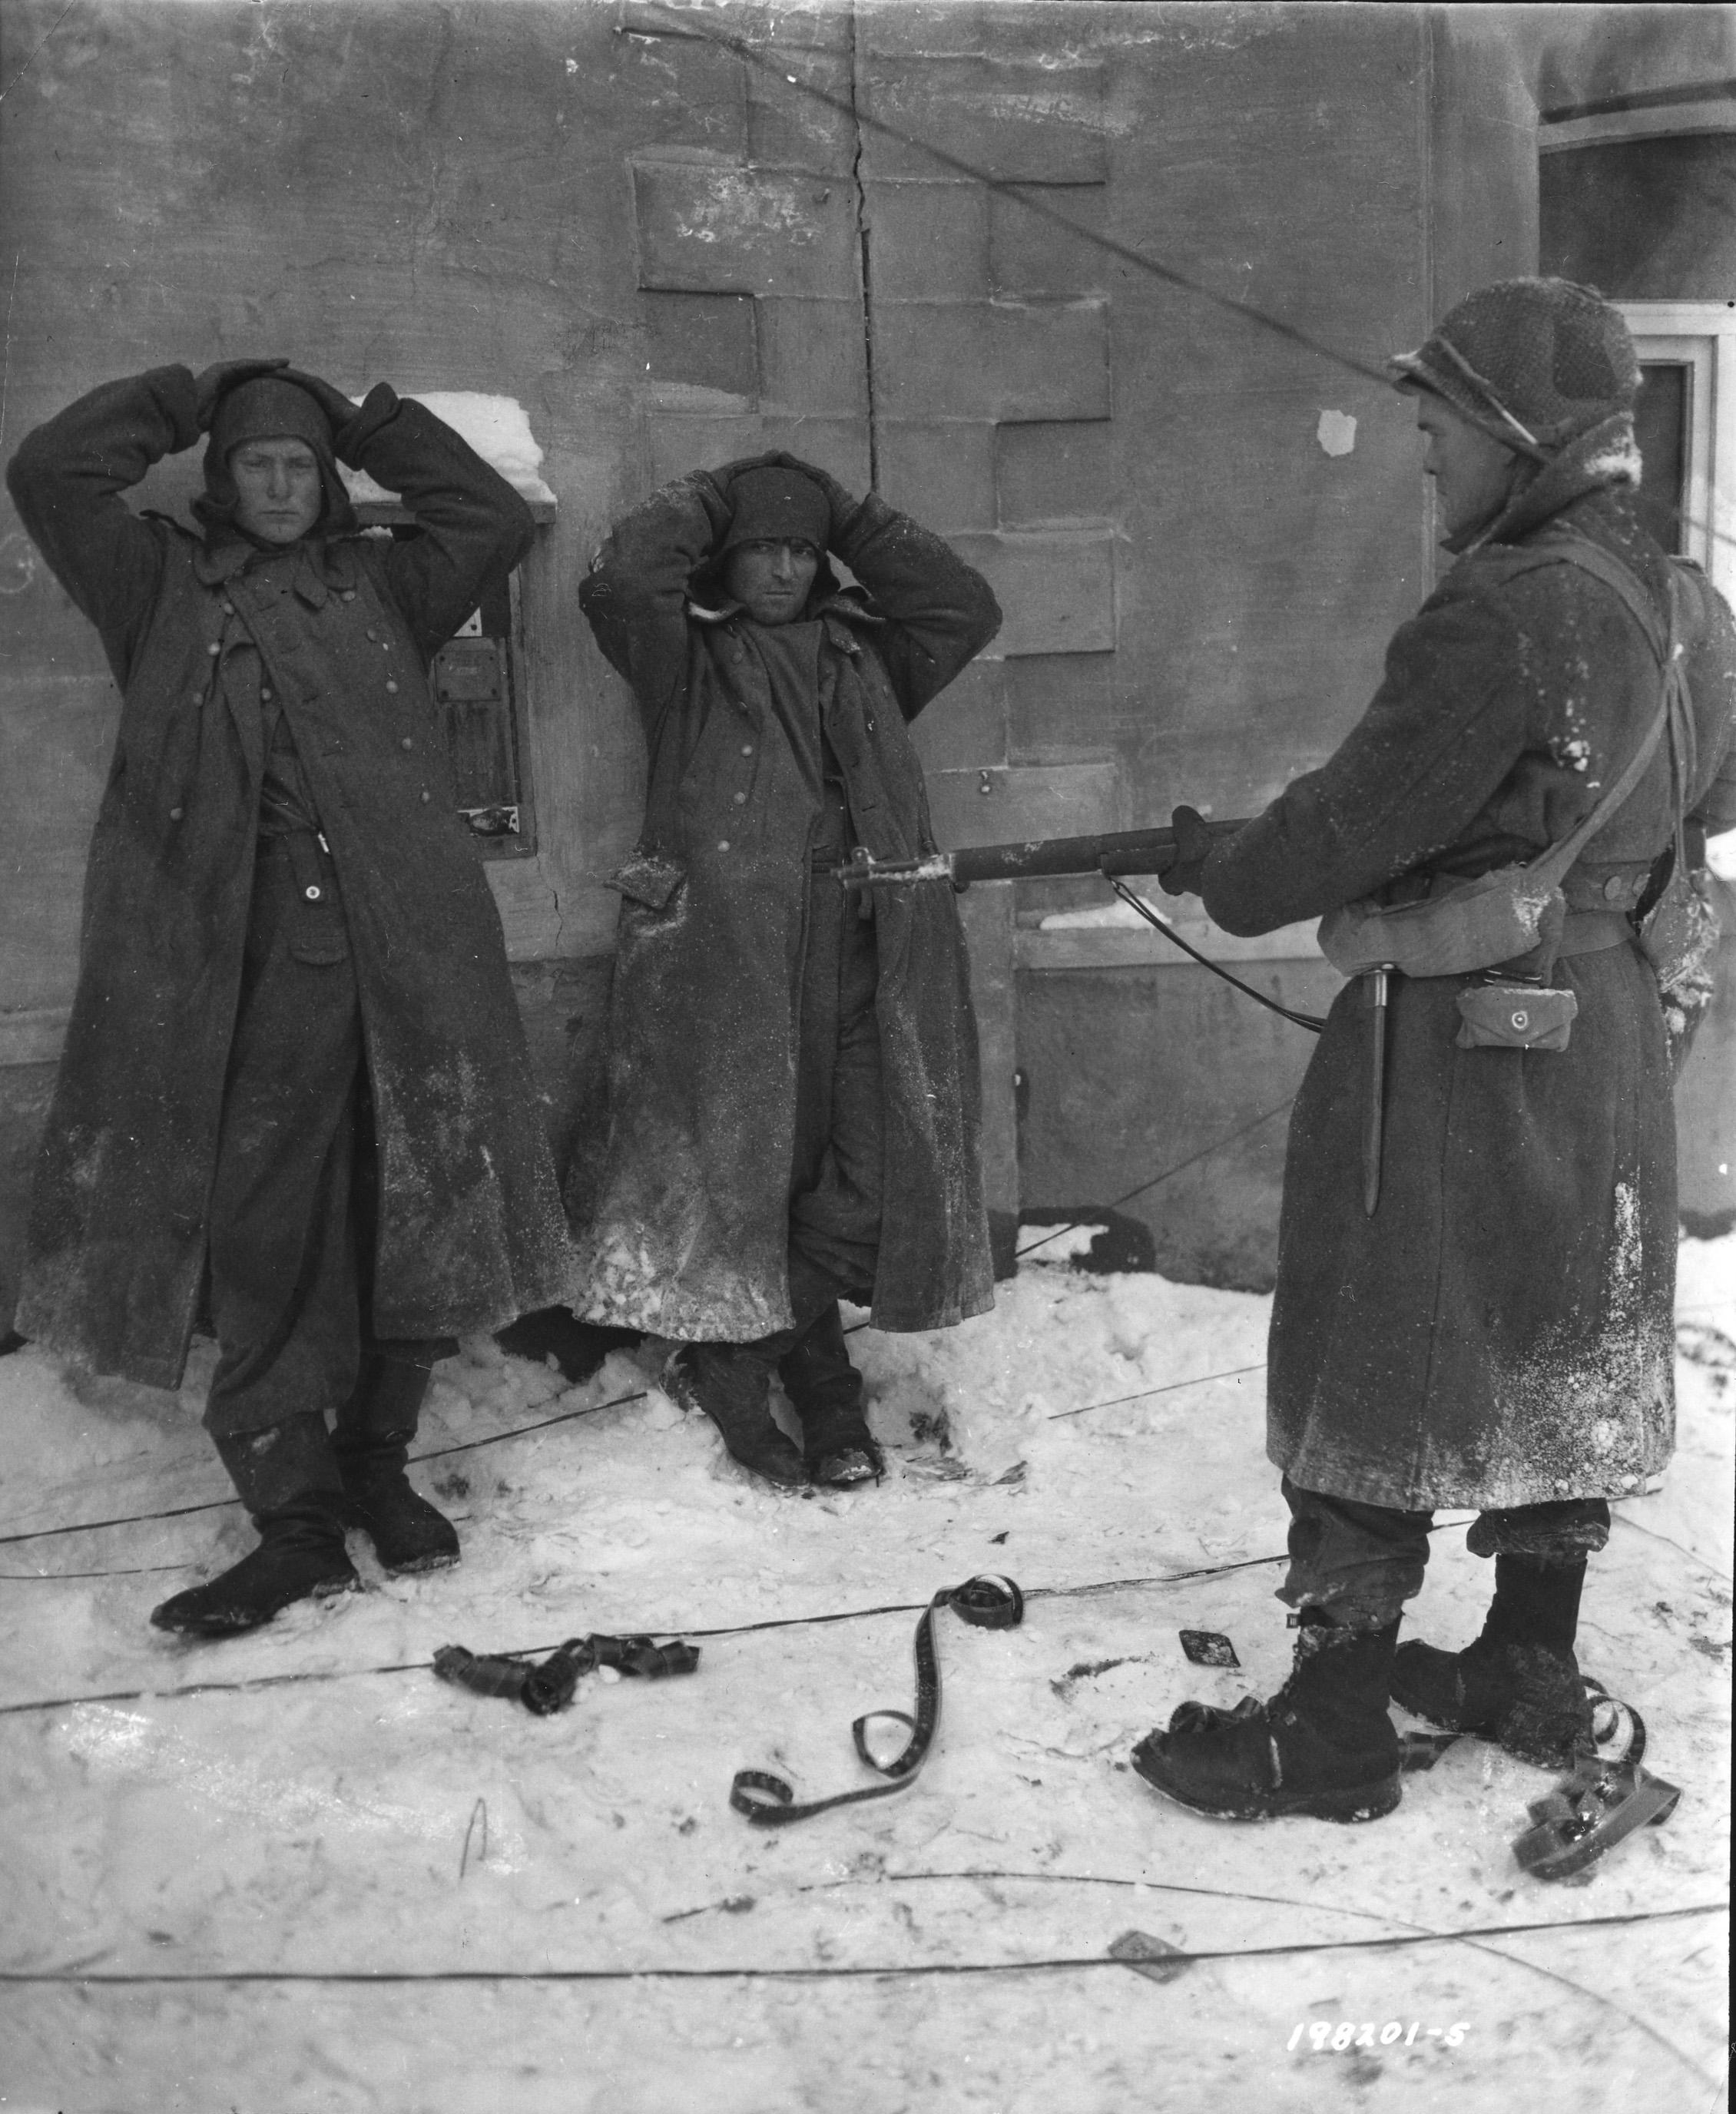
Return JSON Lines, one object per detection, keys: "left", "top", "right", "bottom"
{"left": 1133, "top": 281, "right": 1736, "bottom": 1823}
{"left": 575, "top": 456, "right": 1000, "bottom": 1486}
{"left": 6, "top": 362, "right": 575, "bottom": 1635}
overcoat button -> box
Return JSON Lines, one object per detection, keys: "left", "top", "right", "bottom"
{"left": 168, "top": 807, "right": 184, "bottom": 822}
{"left": 1603, "top": 875, "right": 1627, "bottom": 901}
{"left": 401, "top": 737, "right": 413, "bottom": 751}
{"left": 341, "top": 590, "right": 356, "bottom": 601}
{"left": 421, "top": 790, "right": 432, "bottom": 803}
{"left": 740, "top": 744, "right": 754, "bottom": 755}
{"left": 717, "top": 840, "right": 731, "bottom": 852}
{"left": 386, "top": 680, "right": 399, "bottom": 694}
{"left": 304, "top": 885, "right": 322, "bottom": 902}
{"left": 221, "top": 601, "right": 235, "bottom": 616}
{"left": 207, "top": 642, "right": 220, "bottom": 656}
{"left": 366, "top": 628, "right": 379, "bottom": 641}
{"left": 260, "top": 688, "right": 273, "bottom": 703}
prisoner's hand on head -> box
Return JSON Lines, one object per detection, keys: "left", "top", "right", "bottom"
{"left": 275, "top": 369, "right": 367, "bottom": 455}
{"left": 192, "top": 358, "right": 290, "bottom": 432}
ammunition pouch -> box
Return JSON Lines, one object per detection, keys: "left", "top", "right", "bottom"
{"left": 1453, "top": 979, "right": 1579, "bottom": 1052}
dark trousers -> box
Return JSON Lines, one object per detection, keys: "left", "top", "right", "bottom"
{"left": 1278, "top": 1476, "right": 1612, "bottom": 1629}
{"left": 784, "top": 789, "right": 884, "bottom": 1329}
{"left": 203, "top": 838, "right": 441, "bottom": 1441}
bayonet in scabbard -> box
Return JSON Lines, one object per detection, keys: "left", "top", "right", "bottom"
{"left": 1362, "top": 964, "right": 1394, "bottom": 1218}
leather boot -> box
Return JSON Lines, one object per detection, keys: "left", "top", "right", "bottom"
{"left": 1131, "top": 1612, "right": 1403, "bottom": 1822}
{"left": 1390, "top": 1556, "right": 1594, "bottom": 1768}
{"left": 331, "top": 1352, "right": 460, "bottom": 1574}
{"left": 665, "top": 1341, "right": 807, "bottom": 1489}
{"left": 779, "top": 1301, "right": 883, "bottom": 1489}
{"left": 151, "top": 1413, "right": 358, "bottom": 1639}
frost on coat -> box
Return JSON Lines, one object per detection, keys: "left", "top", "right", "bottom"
{"left": 6, "top": 367, "right": 577, "bottom": 1386}
{"left": 573, "top": 477, "right": 1002, "bottom": 1341}
{"left": 1203, "top": 463, "right": 1736, "bottom": 1511}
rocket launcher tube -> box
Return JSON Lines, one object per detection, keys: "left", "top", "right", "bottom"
{"left": 833, "top": 820, "right": 1250, "bottom": 890}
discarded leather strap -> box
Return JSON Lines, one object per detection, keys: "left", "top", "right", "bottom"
{"left": 731, "top": 1574, "right": 1025, "bottom": 1827}
{"left": 433, "top": 1632, "right": 700, "bottom": 1716}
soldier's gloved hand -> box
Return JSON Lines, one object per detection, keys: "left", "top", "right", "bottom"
{"left": 1158, "top": 805, "right": 1217, "bottom": 897}
{"left": 274, "top": 367, "right": 366, "bottom": 456}
{"left": 688, "top": 466, "right": 739, "bottom": 544}
{"left": 191, "top": 358, "right": 290, "bottom": 432}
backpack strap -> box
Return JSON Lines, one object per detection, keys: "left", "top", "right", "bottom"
{"left": 1483, "top": 534, "right": 1691, "bottom": 893}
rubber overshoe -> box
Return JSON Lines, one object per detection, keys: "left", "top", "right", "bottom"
{"left": 666, "top": 1343, "right": 807, "bottom": 1489}
{"left": 1390, "top": 1637, "right": 1592, "bottom": 1768}
{"left": 1132, "top": 1615, "right": 1402, "bottom": 1823}
{"left": 1391, "top": 1553, "right": 1595, "bottom": 1769}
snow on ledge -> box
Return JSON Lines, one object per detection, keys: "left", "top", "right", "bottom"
{"left": 339, "top": 391, "right": 557, "bottom": 515}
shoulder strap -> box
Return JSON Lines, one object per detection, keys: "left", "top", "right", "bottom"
{"left": 1506, "top": 535, "right": 1690, "bottom": 888}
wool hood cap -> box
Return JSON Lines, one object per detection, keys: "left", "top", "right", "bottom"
{"left": 1390, "top": 277, "right": 1640, "bottom": 459}
{"left": 718, "top": 466, "right": 831, "bottom": 555}
{"left": 197, "top": 376, "right": 356, "bottom": 539}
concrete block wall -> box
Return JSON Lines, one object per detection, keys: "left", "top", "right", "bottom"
{"left": 859, "top": 45, "right": 1122, "bottom": 849}
{"left": 8, "top": 3, "right": 1715, "bottom": 1323}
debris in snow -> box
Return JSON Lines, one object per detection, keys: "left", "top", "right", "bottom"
{"left": 731, "top": 1575, "right": 1024, "bottom": 1827}
{"left": 433, "top": 1631, "right": 701, "bottom": 1713}
{"left": 1051, "top": 1654, "right": 1138, "bottom": 1701}
{"left": 1109, "top": 1928, "right": 1193, "bottom": 1983}
{"left": 1512, "top": 1755, "right": 1681, "bottom": 1882}
{"left": 1179, "top": 1629, "right": 1240, "bottom": 1668}
{"left": 459, "top": 1797, "right": 488, "bottom": 1878}
{"left": 0, "top": 1234, "right": 1728, "bottom": 2099}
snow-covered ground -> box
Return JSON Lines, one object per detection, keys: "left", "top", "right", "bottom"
{"left": 1, "top": 1235, "right": 1729, "bottom": 2114}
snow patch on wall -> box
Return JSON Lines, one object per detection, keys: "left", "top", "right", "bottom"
{"left": 340, "top": 393, "right": 557, "bottom": 511}
{"left": 1316, "top": 409, "right": 1357, "bottom": 457}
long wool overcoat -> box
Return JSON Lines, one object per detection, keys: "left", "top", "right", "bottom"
{"left": 1202, "top": 450, "right": 1736, "bottom": 1512}
{"left": 574, "top": 475, "right": 1002, "bottom": 1341}
{"left": 7, "top": 366, "right": 575, "bottom": 1388}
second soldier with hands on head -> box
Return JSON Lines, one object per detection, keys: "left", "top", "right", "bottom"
{"left": 575, "top": 451, "right": 1002, "bottom": 1490}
